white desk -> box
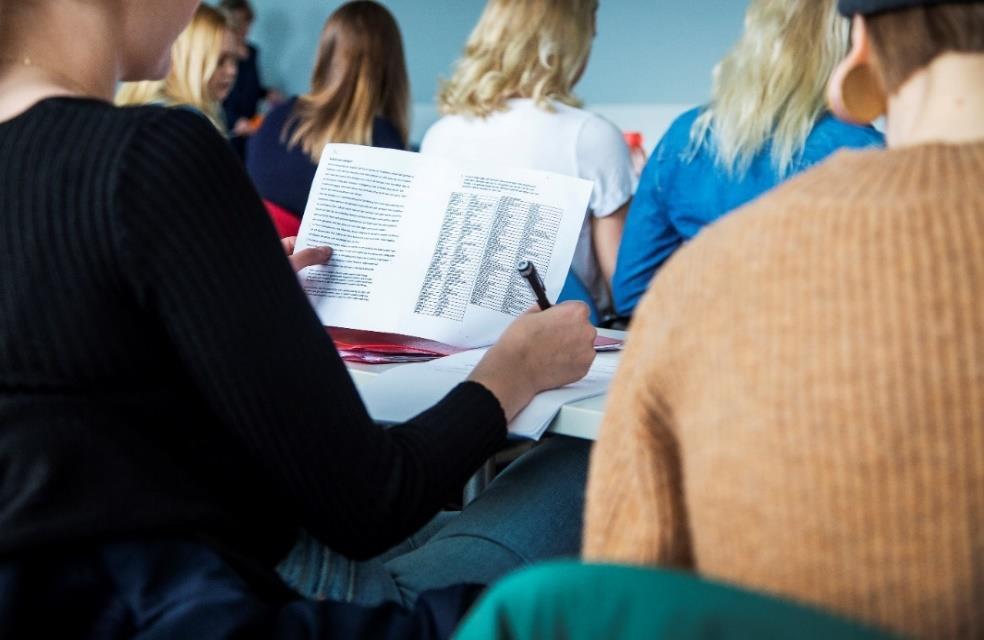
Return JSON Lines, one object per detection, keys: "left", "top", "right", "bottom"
{"left": 346, "top": 329, "right": 625, "bottom": 442}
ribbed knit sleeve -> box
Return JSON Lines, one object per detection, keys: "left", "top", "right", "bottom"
{"left": 583, "top": 311, "right": 692, "bottom": 566}
{"left": 112, "top": 108, "right": 506, "bottom": 558}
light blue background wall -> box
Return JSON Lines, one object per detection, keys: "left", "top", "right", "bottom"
{"left": 245, "top": 1, "right": 748, "bottom": 144}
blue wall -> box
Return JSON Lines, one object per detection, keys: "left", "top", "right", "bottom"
{"left": 246, "top": 1, "right": 746, "bottom": 106}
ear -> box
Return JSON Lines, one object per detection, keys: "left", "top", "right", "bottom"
{"left": 827, "top": 15, "right": 887, "bottom": 124}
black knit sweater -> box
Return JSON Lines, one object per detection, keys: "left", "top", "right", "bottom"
{"left": 0, "top": 98, "right": 505, "bottom": 575}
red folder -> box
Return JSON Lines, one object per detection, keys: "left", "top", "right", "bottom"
{"left": 329, "top": 327, "right": 622, "bottom": 364}
{"left": 328, "top": 328, "right": 466, "bottom": 364}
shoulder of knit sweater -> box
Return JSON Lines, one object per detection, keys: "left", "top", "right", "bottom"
{"left": 666, "top": 141, "right": 984, "bottom": 265}
{"left": 755, "top": 142, "right": 983, "bottom": 210}
{"left": 75, "top": 100, "right": 225, "bottom": 151}
{"left": 119, "top": 101, "right": 224, "bottom": 140}
{"left": 75, "top": 98, "right": 172, "bottom": 125}
{"left": 39, "top": 99, "right": 224, "bottom": 163}
{"left": 631, "top": 141, "right": 984, "bottom": 342}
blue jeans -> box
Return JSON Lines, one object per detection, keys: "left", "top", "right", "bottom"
{"left": 278, "top": 436, "right": 591, "bottom": 607}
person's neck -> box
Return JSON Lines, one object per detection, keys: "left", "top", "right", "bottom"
{"left": 885, "top": 53, "right": 984, "bottom": 149}
{"left": 0, "top": 1, "right": 121, "bottom": 121}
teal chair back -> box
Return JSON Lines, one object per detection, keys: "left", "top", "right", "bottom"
{"left": 455, "top": 562, "right": 898, "bottom": 640}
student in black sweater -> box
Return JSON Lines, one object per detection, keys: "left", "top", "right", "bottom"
{"left": 0, "top": 0, "right": 597, "bottom": 637}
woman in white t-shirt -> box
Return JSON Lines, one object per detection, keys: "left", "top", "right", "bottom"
{"left": 421, "top": 0, "right": 632, "bottom": 320}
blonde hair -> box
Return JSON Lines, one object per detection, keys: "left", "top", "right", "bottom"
{"left": 287, "top": 1, "right": 409, "bottom": 162}
{"left": 688, "top": 0, "right": 850, "bottom": 178}
{"left": 115, "top": 5, "right": 229, "bottom": 132}
{"left": 438, "top": 0, "right": 598, "bottom": 118}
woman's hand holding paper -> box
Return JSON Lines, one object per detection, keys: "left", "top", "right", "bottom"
{"left": 282, "top": 236, "right": 333, "bottom": 272}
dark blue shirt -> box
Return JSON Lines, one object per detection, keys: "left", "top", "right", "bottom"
{"left": 223, "top": 44, "right": 266, "bottom": 126}
{"left": 246, "top": 96, "right": 404, "bottom": 216}
{"left": 612, "top": 108, "right": 884, "bottom": 316}
{"left": 224, "top": 44, "right": 267, "bottom": 158}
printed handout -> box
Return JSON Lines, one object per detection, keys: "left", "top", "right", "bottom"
{"left": 293, "top": 144, "right": 594, "bottom": 349}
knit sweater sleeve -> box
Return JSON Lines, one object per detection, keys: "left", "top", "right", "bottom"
{"left": 111, "top": 108, "right": 506, "bottom": 559}
{"left": 583, "top": 263, "right": 693, "bottom": 566}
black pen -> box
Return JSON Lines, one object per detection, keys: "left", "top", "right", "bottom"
{"left": 517, "top": 260, "right": 551, "bottom": 310}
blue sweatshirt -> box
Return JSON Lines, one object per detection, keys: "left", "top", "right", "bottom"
{"left": 612, "top": 108, "right": 883, "bottom": 316}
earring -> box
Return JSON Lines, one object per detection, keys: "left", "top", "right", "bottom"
{"left": 828, "top": 61, "right": 886, "bottom": 125}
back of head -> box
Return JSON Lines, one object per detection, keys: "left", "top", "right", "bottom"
{"left": 218, "top": 0, "right": 255, "bottom": 24}
{"left": 438, "top": 0, "right": 598, "bottom": 118}
{"left": 288, "top": 0, "right": 409, "bottom": 162}
{"left": 828, "top": 0, "right": 984, "bottom": 145}
{"left": 218, "top": 0, "right": 254, "bottom": 42}
{"left": 689, "top": 0, "right": 849, "bottom": 178}
{"left": 115, "top": 4, "right": 229, "bottom": 130}
{"left": 862, "top": 2, "right": 984, "bottom": 93}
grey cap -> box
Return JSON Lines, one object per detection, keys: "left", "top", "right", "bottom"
{"left": 839, "top": 0, "right": 981, "bottom": 16}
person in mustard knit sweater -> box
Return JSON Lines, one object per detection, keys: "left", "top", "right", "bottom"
{"left": 584, "top": 0, "right": 984, "bottom": 638}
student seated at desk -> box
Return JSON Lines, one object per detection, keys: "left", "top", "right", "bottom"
{"left": 115, "top": 4, "right": 239, "bottom": 133}
{"left": 421, "top": 0, "right": 634, "bottom": 323}
{"left": 218, "top": 0, "right": 284, "bottom": 159}
{"left": 611, "top": 0, "right": 883, "bottom": 318}
{"left": 585, "top": 0, "right": 984, "bottom": 637}
{"left": 246, "top": 0, "right": 407, "bottom": 225}
{"left": 0, "top": 0, "right": 597, "bottom": 637}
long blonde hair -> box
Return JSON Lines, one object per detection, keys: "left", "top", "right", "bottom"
{"left": 438, "top": 0, "right": 598, "bottom": 118}
{"left": 688, "top": 0, "right": 850, "bottom": 178}
{"left": 287, "top": 1, "right": 409, "bottom": 162}
{"left": 115, "top": 5, "right": 229, "bottom": 131}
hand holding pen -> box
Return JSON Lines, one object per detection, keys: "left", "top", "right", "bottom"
{"left": 464, "top": 259, "right": 596, "bottom": 419}
{"left": 516, "top": 260, "right": 551, "bottom": 310}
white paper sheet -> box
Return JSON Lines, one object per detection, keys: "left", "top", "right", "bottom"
{"left": 357, "top": 349, "right": 620, "bottom": 440}
{"left": 294, "top": 144, "right": 594, "bottom": 349}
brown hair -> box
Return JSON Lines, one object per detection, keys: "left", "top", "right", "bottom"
{"left": 286, "top": 0, "right": 409, "bottom": 162}
{"left": 218, "top": 0, "right": 254, "bottom": 22}
{"left": 866, "top": 2, "right": 984, "bottom": 93}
